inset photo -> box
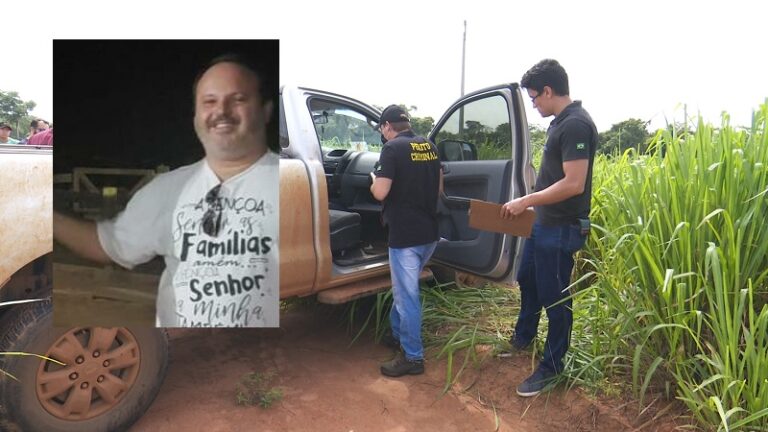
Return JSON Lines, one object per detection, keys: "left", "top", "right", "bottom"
{"left": 53, "top": 40, "right": 280, "bottom": 328}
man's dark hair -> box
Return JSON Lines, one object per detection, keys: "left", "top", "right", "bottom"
{"left": 30, "top": 119, "right": 39, "bottom": 129}
{"left": 520, "top": 59, "right": 569, "bottom": 96}
{"left": 192, "top": 53, "right": 273, "bottom": 103}
{"left": 389, "top": 121, "right": 411, "bottom": 133}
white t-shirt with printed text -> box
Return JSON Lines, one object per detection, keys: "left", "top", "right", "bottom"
{"left": 97, "top": 152, "right": 279, "bottom": 327}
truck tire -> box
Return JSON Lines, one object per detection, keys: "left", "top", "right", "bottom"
{"left": 0, "top": 299, "right": 168, "bottom": 432}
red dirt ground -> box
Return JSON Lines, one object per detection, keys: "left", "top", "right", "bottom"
{"left": 129, "top": 307, "right": 685, "bottom": 432}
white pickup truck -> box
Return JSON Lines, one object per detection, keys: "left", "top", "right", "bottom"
{"left": 0, "top": 82, "right": 534, "bottom": 431}
{"left": 278, "top": 83, "right": 534, "bottom": 302}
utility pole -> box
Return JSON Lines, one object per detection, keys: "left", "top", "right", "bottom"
{"left": 461, "top": 20, "right": 466, "bottom": 97}
{"left": 459, "top": 20, "right": 466, "bottom": 135}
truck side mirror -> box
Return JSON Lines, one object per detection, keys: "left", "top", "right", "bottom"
{"left": 437, "top": 140, "right": 477, "bottom": 161}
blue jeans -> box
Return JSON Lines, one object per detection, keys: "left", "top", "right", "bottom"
{"left": 515, "top": 221, "right": 586, "bottom": 373}
{"left": 389, "top": 242, "right": 438, "bottom": 361}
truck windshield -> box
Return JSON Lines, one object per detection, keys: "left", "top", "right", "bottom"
{"left": 310, "top": 99, "right": 382, "bottom": 153}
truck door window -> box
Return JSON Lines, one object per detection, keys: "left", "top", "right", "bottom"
{"left": 309, "top": 99, "right": 382, "bottom": 153}
{"left": 434, "top": 95, "right": 511, "bottom": 161}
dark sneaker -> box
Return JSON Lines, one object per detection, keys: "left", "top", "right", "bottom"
{"left": 496, "top": 336, "right": 533, "bottom": 358}
{"left": 380, "top": 352, "right": 424, "bottom": 377}
{"left": 380, "top": 332, "right": 401, "bottom": 351}
{"left": 516, "top": 367, "right": 557, "bottom": 397}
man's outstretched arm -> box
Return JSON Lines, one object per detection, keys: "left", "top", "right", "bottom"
{"left": 53, "top": 211, "right": 113, "bottom": 264}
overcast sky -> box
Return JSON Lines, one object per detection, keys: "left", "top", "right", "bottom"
{"left": 3, "top": 0, "right": 766, "bottom": 132}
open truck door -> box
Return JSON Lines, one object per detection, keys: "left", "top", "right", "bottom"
{"left": 429, "top": 84, "right": 534, "bottom": 281}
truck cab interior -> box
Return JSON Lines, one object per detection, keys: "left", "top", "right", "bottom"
{"left": 287, "top": 84, "right": 530, "bottom": 282}
{"left": 310, "top": 98, "right": 390, "bottom": 267}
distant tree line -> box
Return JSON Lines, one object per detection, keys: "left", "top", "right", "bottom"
{"left": 0, "top": 89, "right": 40, "bottom": 140}
{"left": 395, "top": 101, "right": 654, "bottom": 159}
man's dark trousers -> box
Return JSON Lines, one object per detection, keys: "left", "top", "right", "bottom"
{"left": 514, "top": 221, "right": 587, "bottom": 373}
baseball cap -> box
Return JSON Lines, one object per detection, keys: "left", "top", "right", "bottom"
{"left": 374, "top": 105, "right": 410, "bottom": 130}
{"left": 0, "top": 122, "right": 12, "bottom": 131}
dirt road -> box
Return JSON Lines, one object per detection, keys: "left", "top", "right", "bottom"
{"left": 130, "top": 307, "right": 675, "bottom": 432}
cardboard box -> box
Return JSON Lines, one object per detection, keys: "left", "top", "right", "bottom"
{"left": 468, "top": 199, "right": 536, "bottom": 238}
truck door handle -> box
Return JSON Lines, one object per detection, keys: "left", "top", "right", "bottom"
{"left": 441, "top": 193, "right": 470, "bottom": 210}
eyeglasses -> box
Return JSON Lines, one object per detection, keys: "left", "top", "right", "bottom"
{"left": 530, "top": 91, "right": 544, "bottom": 103}
{"left": 202, "top": 184, "right": 223, "bottom": 237}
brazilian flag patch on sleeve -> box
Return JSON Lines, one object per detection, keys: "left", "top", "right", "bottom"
{"left": 576, "top": 143, "right": 586, "bottom": 150}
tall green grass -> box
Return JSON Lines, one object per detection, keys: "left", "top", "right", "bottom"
{"left": 343, "top": 103, "right": 767, "bottom": 431}
{"left": 577, "top": 103, "right": 768, "bottom": 430}
{"left": 347, "top": 283, "right": 521, "bottom": 391}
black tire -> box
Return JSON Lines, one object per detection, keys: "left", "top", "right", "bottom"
{"left": 0, "top": 299, "right": 168, "bottom": 432}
